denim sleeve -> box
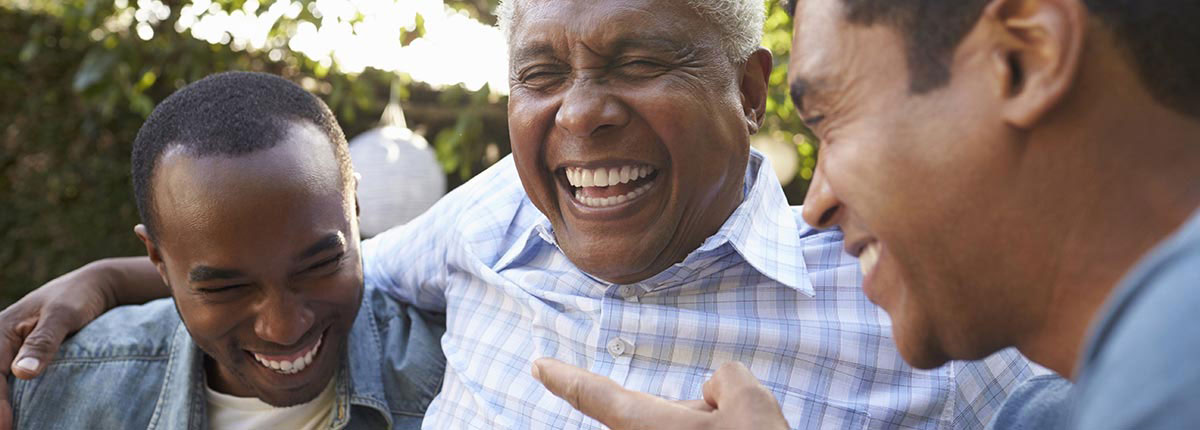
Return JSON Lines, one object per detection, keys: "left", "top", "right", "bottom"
{"left": 1071, "top": 246, "right": 1200, "bottom": 429}
{"left": 986, "top": 374, "right": 1073, "bottom": 430}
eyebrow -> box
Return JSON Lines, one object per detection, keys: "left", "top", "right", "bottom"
{"left": 512, "top": 43, "right": 558, "bottom": 66}
{"left": 511, "top": 37, "right": 689, "bottom": 66}
{"left": 609, "top": 37, "right": 688, "bottom": 55}
{"left": 186, "top": 232, "right": 345, "bottom": 283}
{"left": 298, "top": 232, "right": 346, "bottom": 260}
{"left": 188, "top": 266, "right": 244, "bottom": 283}
{"left": 790, "top": 78, "right": 815, "bottom": 113}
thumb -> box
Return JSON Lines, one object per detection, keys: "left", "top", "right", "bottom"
{"left": 701, "top": 362, "right": 789, "bottom": 428}
{"left": 10, "top": 312, "right": 72, "bottom": 379}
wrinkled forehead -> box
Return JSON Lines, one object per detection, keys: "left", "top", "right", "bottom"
{"left": 507, "top": 0, "right": 714, "bottom": 59}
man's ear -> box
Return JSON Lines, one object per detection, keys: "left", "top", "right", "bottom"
{"left": 133, "top": 224, "right": 171, "bottom": 287}
{"left": 984, "top": 0, "right": 1087, "bottom": 128}
{"left": 739, "top": 48, "right": 773, "bottom": 135}
{"left": 353, "top": 171, "right": 362, "bottom": 218}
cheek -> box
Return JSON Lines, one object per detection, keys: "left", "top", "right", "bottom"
{"left": 307, "top": 271, "right": 365, "bottom": 316}
{"left": 175, "top": 299, "right": 246, "bottom": 353}
{"left": 507, "top": 90, "right": 558, "bottom": 157}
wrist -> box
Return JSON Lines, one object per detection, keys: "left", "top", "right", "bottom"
{"left": 79, "top": 259, "right": 121, "bottom": 314}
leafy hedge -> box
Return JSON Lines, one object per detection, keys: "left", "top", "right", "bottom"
{"left": 0, "top": 3, "right": 508, "bottom": 305}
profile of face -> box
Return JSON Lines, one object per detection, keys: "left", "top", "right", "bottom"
{"left": 791, "top": 0, "right": 1073, "bottom": 368}
{"left": 506, "top": 0, "right": 771, "bottom": 284}
{"left": 135, "top": 121, "right": 363, "bottom": 406}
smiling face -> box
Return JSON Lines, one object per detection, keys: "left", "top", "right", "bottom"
{"left": 506, "top": 0, "right": 769, "bottom": 284}
{"left": 790, "top": 0, "right": 1056, "bottom": 368}
{"left": 138, "top": 121, "right": 361, "bottom": 406}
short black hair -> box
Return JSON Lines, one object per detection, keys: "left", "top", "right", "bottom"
{"left": 785, "top": 0, "right": 1200, "bottom": 118}
{"left": 131, "top": 71, "right": 352, "bottom": 240}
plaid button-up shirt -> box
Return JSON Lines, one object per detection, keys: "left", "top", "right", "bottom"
{"left": 362, "top": 150, "right": 1034, "bottom": 429}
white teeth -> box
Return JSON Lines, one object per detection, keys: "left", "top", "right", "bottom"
{"left": 575, "top": 181, "right": 655, "bottom": 208}
{"left": 252, "top": 336, "right": 322, "bottom": 375}
{"left": 858, "top": 243, "right": 880, "bottom": 277}
{"left": 564, "top": 164, "right": 656, "bottom": 188}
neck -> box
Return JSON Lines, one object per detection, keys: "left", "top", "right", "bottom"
{"left": 1013, "top": 58, "right": 1200, "bottom": 379}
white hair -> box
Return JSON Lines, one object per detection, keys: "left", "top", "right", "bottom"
{"left": 495, "top": 0, "right": 765, "bottom": 64}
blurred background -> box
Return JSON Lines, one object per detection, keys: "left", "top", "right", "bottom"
{"left": 0, "top": 0, "right": 816, "bottom": 305}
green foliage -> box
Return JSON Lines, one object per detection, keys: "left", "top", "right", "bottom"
{"left": 761, "top": 0, "right": 818, "bottom": 199}
{"left": 0, "top": 0, "right": 508, "bottom": 305}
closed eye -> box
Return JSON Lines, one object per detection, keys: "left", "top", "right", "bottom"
{"left": 803, "top": 114, "right": 826, "bottom": 129}
{"left": 199, "top": 284, "right": 248, "bottom": 294}
{"left": 620, "top": 59, "right": 662, "bottom": 68}
{"left": 304, "top": 253, "right": 345, "bottom": 274}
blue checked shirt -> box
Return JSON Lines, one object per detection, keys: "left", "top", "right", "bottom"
{"left": 362, "top": 149, "right": 1035, "bottom": 429}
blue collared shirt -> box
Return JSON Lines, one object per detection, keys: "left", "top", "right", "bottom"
{"left": 1070, "top": 207, "right": 1200, "bottom": 429}
{"left": 7, "top": 286, "right": 446, "bottom": 430}
{"left": 363, "top": 150, "right": 1036, "bottom": 429}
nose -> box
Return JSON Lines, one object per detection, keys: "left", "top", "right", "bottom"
{"left": 801, "top": 161, "right": 844, "bottom": 230}
{"left": 554, "top": 77, "right": 629, "bottom": 138}
{"left": 253, "top": 289, "right": 315, "bottom": 346}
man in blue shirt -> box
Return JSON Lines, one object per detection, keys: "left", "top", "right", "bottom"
{"left": 4, "top": 72, "right": 446, "bottom": 429}
{"left": 531, "top": 0, "right": 1200, "bottom": 428}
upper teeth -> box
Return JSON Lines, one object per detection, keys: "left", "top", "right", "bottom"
{"left": 253, "top": 336, "right": 321, "bottom": 375}
{"left": 565, "top": 165, "right": 654, "bottom": 188}
{"left": 858, "top": 243, "right": 880, "bottom": 277}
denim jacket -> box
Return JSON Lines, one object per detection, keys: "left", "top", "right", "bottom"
{"left": 8, "top": 285, "right": 446, "bottom": 429}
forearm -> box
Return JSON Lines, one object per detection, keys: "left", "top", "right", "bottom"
{"left": 85, "top": 257, "right": 168, "bottom": 308}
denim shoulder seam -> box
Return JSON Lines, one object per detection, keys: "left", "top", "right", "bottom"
{"left": 44, "top": 355, "right": 169, "bottom": 365}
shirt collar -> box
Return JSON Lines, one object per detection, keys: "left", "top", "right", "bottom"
{"left": 701, "top": 149, "right": 813, "bottom": 295}
{"left": 149, "top": 290, "right": 392, "bottom": 429}
{"left": 522, "top": 149, "right": 813, "bottom": 295}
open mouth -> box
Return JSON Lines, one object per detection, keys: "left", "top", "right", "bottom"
{"left": 559, "top": 164, "right": 659, "bottom": 208}
{"left": 249, "top": 332, "right": 324, "bottom": 376}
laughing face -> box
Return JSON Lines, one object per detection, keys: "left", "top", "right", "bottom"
{"left": 506, "top": 0, "right": 770, "bottom": 284}
{"left": 791, "top": 0, "right": 1047, "bottom": 368}
{"left": 138, "top": 121, "right": 362, "bottom": 406}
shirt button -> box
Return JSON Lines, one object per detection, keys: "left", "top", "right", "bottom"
{"left": 618, "top": 285, "right": 639, "bottom": 302}
{"left": 606, "top": 337, "right": 633, "bottom": 358}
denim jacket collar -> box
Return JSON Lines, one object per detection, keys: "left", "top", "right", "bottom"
{"left": 148, "top": 291, "right": 391, "bottom": 429}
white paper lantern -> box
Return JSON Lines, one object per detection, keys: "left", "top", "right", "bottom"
{"left": 349, "top": 123, "right": 445, "bottom": 238}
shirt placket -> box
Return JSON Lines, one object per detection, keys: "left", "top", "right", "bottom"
{"left": 589, "top": 282, "right": 645, "bottom": 391}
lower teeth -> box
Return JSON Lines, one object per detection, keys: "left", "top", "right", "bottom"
{"left": 575, "top": 181, "right": 654, "bottom": 208}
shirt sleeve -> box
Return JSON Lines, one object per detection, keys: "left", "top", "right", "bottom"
{"left": 360, "top": 195, "right": 460, "bottom": 312}
{"left": 985, "top": 374, "right": 1073, "bottom": 430}
{"left": 1070, "top": 244, "right": 1200, "bottom": 429}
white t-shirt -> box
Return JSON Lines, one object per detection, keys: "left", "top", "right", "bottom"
{"left": 205, "top": 378, "right": 336, "bottom": 430}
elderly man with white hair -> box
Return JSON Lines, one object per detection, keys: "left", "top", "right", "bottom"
{"left": 0, "top": 0, "right": 1035, "bottom": 428}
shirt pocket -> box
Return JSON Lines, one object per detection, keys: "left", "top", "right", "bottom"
{"left": 776, "top": 390, "right": 871, "bottom": 430}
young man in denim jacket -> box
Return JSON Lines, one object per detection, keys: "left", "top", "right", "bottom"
{"left": 5, "top": 72, "right": 446, "bottom": 429}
